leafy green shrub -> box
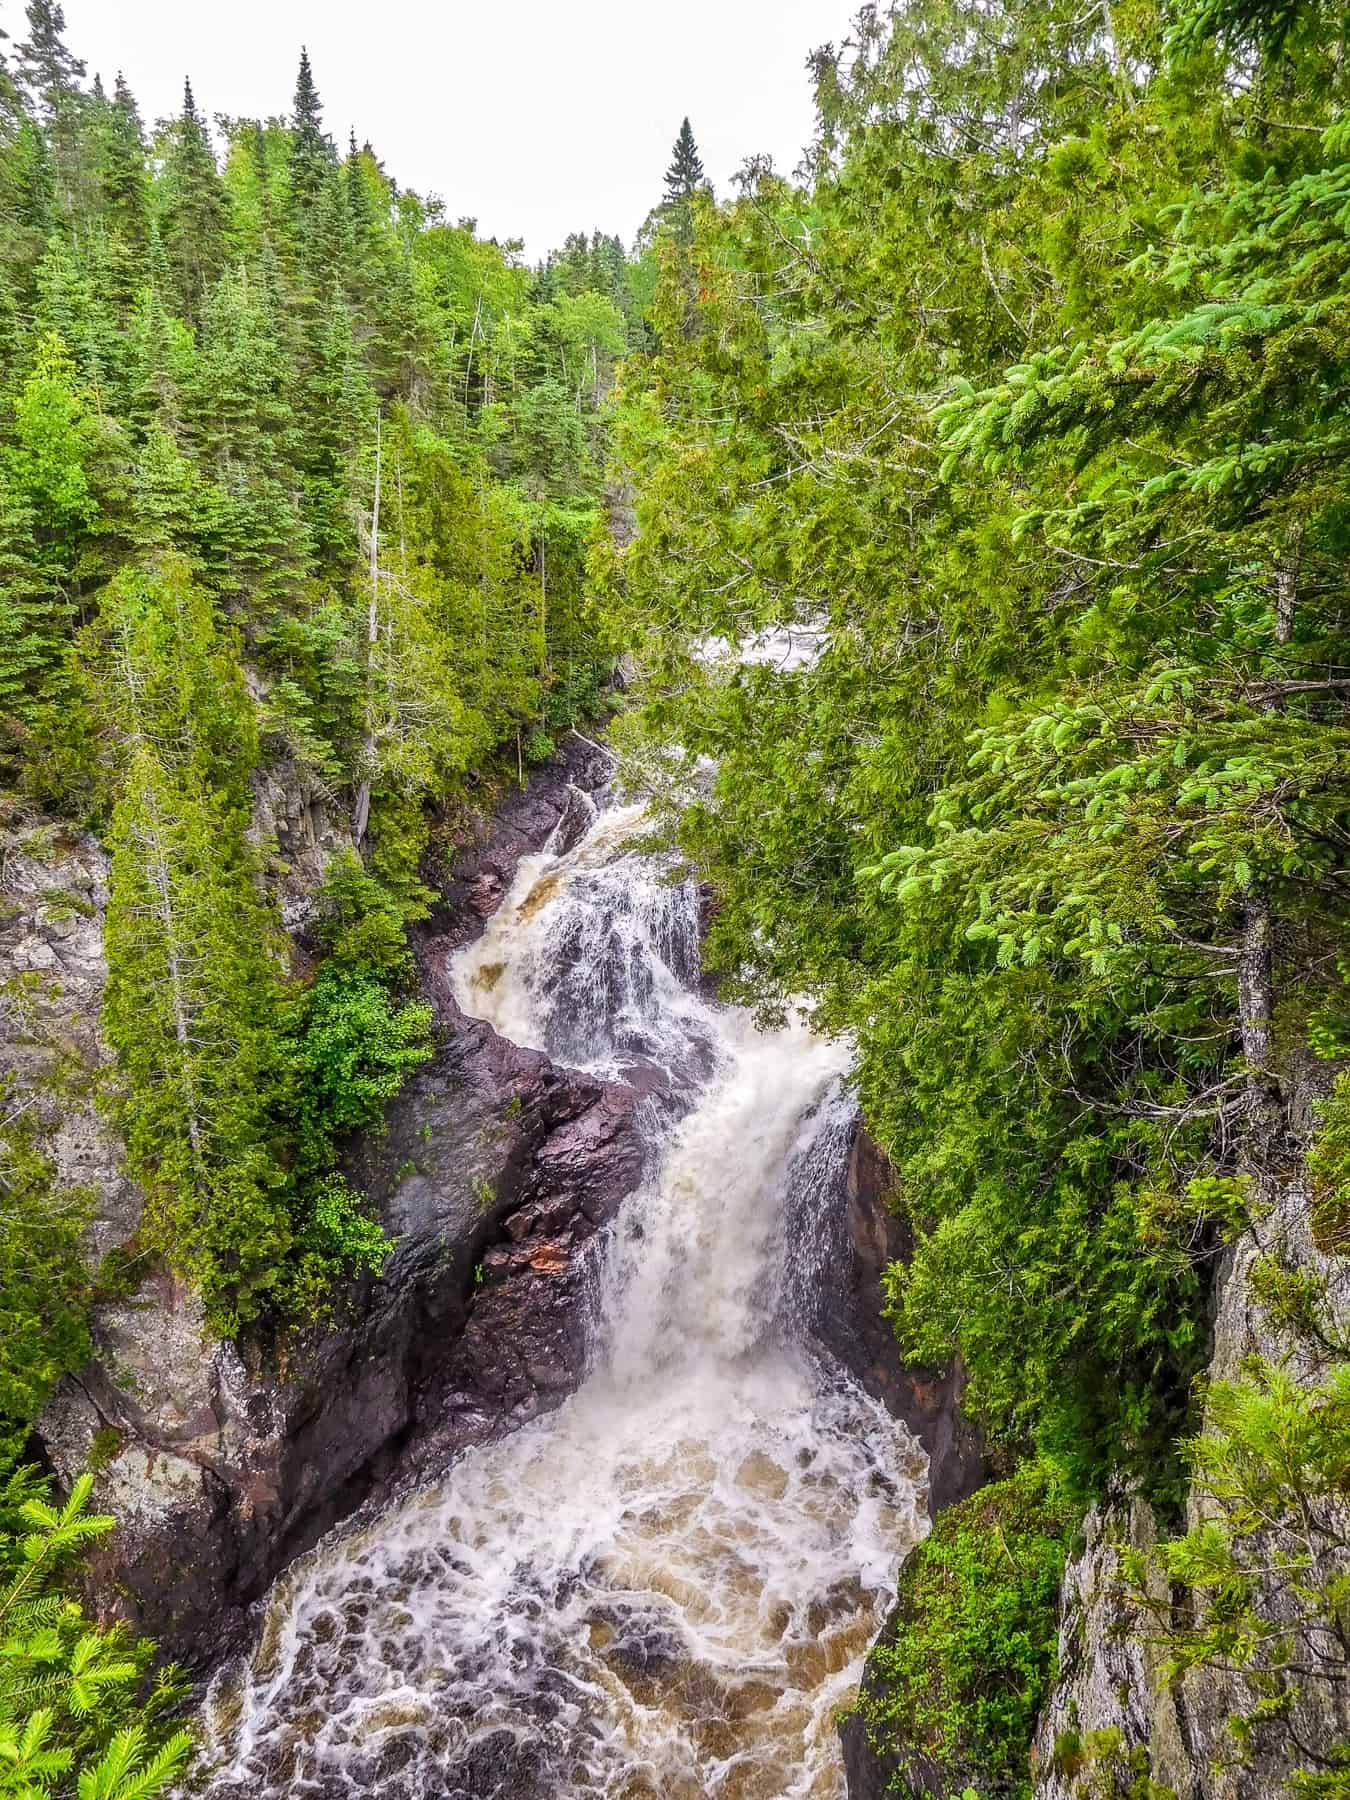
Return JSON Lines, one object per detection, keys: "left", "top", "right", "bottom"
{"left": 0, "top": 1467, "right": 193, "bottom": 1798}
{"left": 856, "top": 1462, "right": 1078, "bottom": 1800}
{"left": 290, "top": 969, "right": 433, "bottom": 1157}
{"left": 261, "top": 855, "right": 438, "bottom": 1315}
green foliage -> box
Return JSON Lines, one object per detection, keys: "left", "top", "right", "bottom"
{"left": 86, "top": 567, "right": 416, "bottom": 1331}
{"left": 856, "top": 1462, "right": 1078, "bottom": 1800}
{"left": 0, "top": 1467, "right": 192, "bottom": 1798}
{"left": 0, "top": 1079, "right": 90, "bottom": 1467}
{"left": 1308, "top": 1073, "right": 1350, "bottom": 1252}
{"left": 1125, "top": 1356, "right": 1350, "bottom": 1792}
{"left": 97, "top": 562, "right": 288, "bottom": 1334}
{"left": 0, "top": 19, "right": 632, "bottom": 1369}
{"left": 308, "top": 849, "right": 415, "bottom": 988}
{"left": 663, "top": 118, "right": 706, "bottom": 207}
{"left": 605, "top": 0, "right": 1350, "bottom": 1502}
{"left": 290, "top": 969, "right": 433, "bottom": 1162}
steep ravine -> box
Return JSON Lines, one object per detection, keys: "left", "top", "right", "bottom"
{"left": 35, "top": 736, "right": 650, "bottom": 1663}
{"left": 16, "top": 737, "right": 980, "bottom": 1796}
{"left": 190, "top": 766, "right": 956, "bottom": 1797}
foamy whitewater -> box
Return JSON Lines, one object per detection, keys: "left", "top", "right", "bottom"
{"left": 200, "top": 777, "right": 927, "bottom": 1798}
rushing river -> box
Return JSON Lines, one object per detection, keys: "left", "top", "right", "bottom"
{"left": 201, "top": 781, "right": 927, "bottom": 1798}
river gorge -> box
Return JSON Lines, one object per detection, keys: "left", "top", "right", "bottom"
{"left": 193, "top": 772, "right": 928, "bottom": 1798}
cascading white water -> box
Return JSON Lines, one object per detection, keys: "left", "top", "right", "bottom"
{"left": 200, "top": 782, "right": 927, "bottom": 1799}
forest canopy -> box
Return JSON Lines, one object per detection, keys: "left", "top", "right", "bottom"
{"left": 0, "top": 0, "right": 655, "bottom": 1439}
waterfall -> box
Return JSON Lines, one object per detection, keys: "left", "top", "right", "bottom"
{"left": 200, "top": 781, "right": 927, "bottom": 1798}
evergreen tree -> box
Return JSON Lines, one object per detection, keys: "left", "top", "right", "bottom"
{"left": 0, "top": 25, "right": 24, "bottom": 130}
{"left": 13, "top": 0, "right": 85, "bottom": 220}
{"left": 662, "top": 116, "right": 705, "bottom": 205}
{"left": 94, "top": 560, "right": 291, "bottom": 1330}
{"left": 159, "top": 78, "right": 229, "bottom": 321}
{"left": 98, "top": 73, "right": 149, "bottom": 264}
{"left": 0, "top": 472, "right": 68, "bottom": 770}
{"left": 12, "top": 0, "right": 83, "bottom": 117}
{"left": 6, "top": 331, "right": 100, "bottom": 580}
{"left": 0, "top": 1470, "right": 192, "bottom": 1796}
{"left": 0, "top": 8, "right": 623, "bottom": 1359}
{"left": 287, "top": 46, "right": 334, "bottom": 224}
{"left": 188, "top": 265, "right": 309, "bottom": 608}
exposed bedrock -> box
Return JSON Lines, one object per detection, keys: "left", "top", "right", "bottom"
{"left": 39, "top": 737, "right": 644, "bottom": 1668}
{"left": 816, "top": 1126, "right": 987, "bottom": 1515}
{"left": 1031, "top": 1151, "right": 1350, "bottom": 1800}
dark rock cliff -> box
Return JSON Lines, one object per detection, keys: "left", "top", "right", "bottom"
{"left": 829, "top": 1133, "right": 988, "bottom": 1800}
{"left": 818, "top": 1128, "right": 986, "bottom": 1516}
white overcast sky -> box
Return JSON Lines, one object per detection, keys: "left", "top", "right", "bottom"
{"left": 22, "top": 0, "right": 861, "bottom": 259}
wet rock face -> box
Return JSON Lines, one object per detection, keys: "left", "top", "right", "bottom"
{"left": 831, "top": 1131, "right": 987, "bottom": 1800}
{"left": 39, "top": 737, "right": 640, "bottom": 1668}
{"left": 815, "top": 1129, "right": 986, "bottom": 1515}
{"left": 435, "top": 735, "right": 613, "bottom": 949}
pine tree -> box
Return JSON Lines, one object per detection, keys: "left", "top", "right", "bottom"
{"left": 0, "top": 471, "right": 69, "bottom": 770}
{"left": 663, "top": 117, "right": 705, "bottom": 205}
{"left": 13, "top": 0, "right": 83, "bottom": 117}
{"left": 124, "top": 284, "right": 194, "bottom": 437}
{"left": 189, "top": 266, "right": 310, "bottom": 609}
{"left": 14, "top": 0, "right": 86, "bottom": 220}
{"left": 288, "top": 46, "right": 334, "bottom": 223}
{"left": 6, "top": 332, "right": 99, "bottom": 580}
{"left": 105, "top": 738, "right": 291, "bottom": 1331}
{"left": 0, "top": 24, "right": 25, "bottom": 130}
{"left": 92, "top": 559, "right": 292, "bottom": 1330}
{"left": 297, "top": 281, "right": 370, "bottom": 577}
{"left": 99, "top": 73, "right": 149, "bottom": 262}
{"left": 0, "top": 1470, "right": 193, "bottom": 1796}
{"left": 159, "top": 78, "right": 229, "bottom": 321}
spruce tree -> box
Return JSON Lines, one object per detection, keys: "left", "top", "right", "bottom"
{"left": 99, "top": 72, "right": 149, "bottom": 260}
{"left": 663, "top": 116, "right": 705, "bottom": 205}
{"left": 13, "top": 0, "right": 83, "bottom": 116}
{"left": 0, "top": 24, "right": 24, "bottom": 129}
{"left": 189, "top": 265, "right": 310, "bottom": 609}
{"left": 159, "top": 78, "right": 229, "bottom": 321}
{"left": 0, "top": 471, "right": 69, "bottom": 771}
{"left": 14, "top": 0, "right": 90, "bottom": 221}
{"left": 288, "top": 46, "right": 334, "bottom": 222}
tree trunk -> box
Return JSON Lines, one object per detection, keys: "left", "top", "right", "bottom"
{"left": 354, "top": 413, "right": 382, "bottom": 846}
{"left": 1239, "top": 526, "right": 1304, "bottom": 1190}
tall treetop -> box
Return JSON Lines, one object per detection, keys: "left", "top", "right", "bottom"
{"left": 15, "top": 0, "right": 84, "bottom": 117}
{"left": 293, "top": 45, "right": 322, "bottom": 134}
{"left": 289, "top": 44, "right": 335, "bottom": 213}
{"left": 663, "top": 117, "right": 705, "bottom": 205}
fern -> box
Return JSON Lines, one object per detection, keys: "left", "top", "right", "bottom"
{"left": 0, "top": 1470, "right": 193, "bottom": 1797}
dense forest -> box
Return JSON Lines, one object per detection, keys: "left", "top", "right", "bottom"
{"left": 3, "top": 0, "right": 1350, "bottom": 1792}
{"left": 601, "top": 0, "right": 1350, "bottom": 1790}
